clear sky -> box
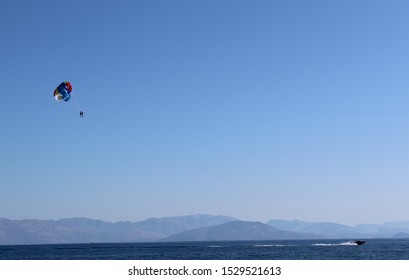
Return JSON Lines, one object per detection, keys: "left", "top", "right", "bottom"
{"left": 1, "top": 0, "right": 408, "bottom": 225}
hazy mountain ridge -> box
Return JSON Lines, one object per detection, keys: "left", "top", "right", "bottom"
{"left": 393, "top": 232, "right": 409, "bottom": 238}
{"left": 267, "top": 219, "right": 409, "bottom": 239}
{"left": 1, "top": 215, "right": 409, "bottom": 245}
{"left": 0, "top": 218, "right": 165, "bottom": 245}
{"left": 134, "top": 214, "right": 236, "bottom": 235}
{"left": 0, "top": 215, "right": 235, "bottom": 245}
{"left": 164, "top": 220, "right": 321, "bottom": 241}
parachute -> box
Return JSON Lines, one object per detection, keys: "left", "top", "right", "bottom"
{"left": 54, "top": 81, "right": 72, "bottom": 102}
{"left": 53, "top": 81, "right": 83, "bottom": 117}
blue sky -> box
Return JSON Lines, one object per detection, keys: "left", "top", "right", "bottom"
{"left": 1, "top": 0, "right": 408, "bottom": 225}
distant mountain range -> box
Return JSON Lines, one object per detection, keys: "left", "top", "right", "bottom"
{"left": 0, "top": 218, "right": 164, "bottom": 245}
{"left": 1, "top": 215, "right": 409, "bottom": 245}
{"left": 164, "top": 220, "right": 320, "bottom": 241}
{"left": 267, "top": 219, "right": 409, "bottom": 239}
{"left": 133, "top": 214, "right": 236, "bottom": 235}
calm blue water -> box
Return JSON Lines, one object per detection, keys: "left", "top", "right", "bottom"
{"left": 1, "top": 239, "right": 409, "bottom": 260}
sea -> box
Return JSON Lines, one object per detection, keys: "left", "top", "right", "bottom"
{"left": 1, "top": 239, "right": 409, "bottom": 260}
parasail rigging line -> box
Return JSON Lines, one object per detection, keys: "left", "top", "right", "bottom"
{"left": 84, "top": 111, "right": 311, "bottom": 222}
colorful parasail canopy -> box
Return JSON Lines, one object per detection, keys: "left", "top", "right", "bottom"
{"left": 54, "top": 81, "right": 72, "bottom": 102}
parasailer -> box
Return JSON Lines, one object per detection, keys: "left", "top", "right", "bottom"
{"left": 54, "top": 81, "right": 72, "bottom": 102}
{"left": 54, "top": 81, "right": 84, "bottom": 117}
